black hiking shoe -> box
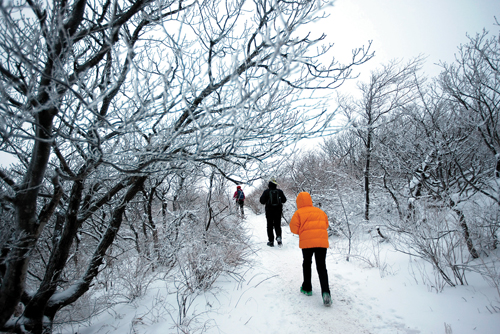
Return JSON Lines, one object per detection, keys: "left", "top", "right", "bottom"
{"left": 300, "top": 287, "right": 312, "bottom": 296}
{"left": 267, "top": 241, "right": 274, "bottom": 247}
{"left": 322, "top": 292, "right": 332, "bottom": 306}
{"left": 276, "top": 236, "right": 282, "bottom": 246}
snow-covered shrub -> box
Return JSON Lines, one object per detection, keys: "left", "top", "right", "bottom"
{"left": 151, "top": 171, "right": 253, "bottom": 292}
{"left": 175, "top": 210, "right": 251, "bottom": 291}
{"left": 469, "top": 251, "right": 500, "bottom": 299}
{"left": 456, "top": 199, "right": 500, "bottom": 298}
{"left": 244, "top": 184, "right": 266, "bottom": 215}
{"left": 388, "top": 202, "right": 472, "bottom": 290}
{"left": 461, "top": 199, "right": 500, "bottom": 254}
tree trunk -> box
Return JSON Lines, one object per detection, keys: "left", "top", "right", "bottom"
{"left": 45, "top": 176, "right": 147, "bottom": 319}
{"left": 0, "top": 109, "right": 56, "bottom": 327}
{"left": 23, "top": 176, "right": 87, "bottom": 326}
{"left": 454, "top": 208, "right": 479, "bottom": 259}
{"left": 364, "top": 129, "right": 372, "bottom": 221}
{"left": 496, "top": 154, "right": 500, "bottom": 178}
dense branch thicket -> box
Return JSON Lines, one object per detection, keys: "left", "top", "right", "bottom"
{"left": 0, "top": 0, "right": 372, "bottom": 332}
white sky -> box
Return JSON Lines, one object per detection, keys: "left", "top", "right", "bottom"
{"left": 294, "top": 0, "right": 500, "bottom": 149}
{"left": 325, "top": 0, "right": 499, "bottom": 81}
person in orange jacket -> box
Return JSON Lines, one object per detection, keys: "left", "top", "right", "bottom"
{"left": 290, "top": 191, "right": 332, "bottom": 306}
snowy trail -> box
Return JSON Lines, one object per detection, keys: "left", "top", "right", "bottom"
{"left": 203, "top": 211, "right": 405, "bottom": 334}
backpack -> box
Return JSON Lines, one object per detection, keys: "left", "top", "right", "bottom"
{"left": 237, "top": 190, "right": 245, "bottom": 200}
{"left": 267, "top": 189, "right": 281, "bottom": 207}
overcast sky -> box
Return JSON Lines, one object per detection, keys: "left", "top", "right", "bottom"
{"left": 324, "top": 0, "right": 499, "bottom": 81}
{"left": 295, "top": 0, "right": 499, "bottom": 149}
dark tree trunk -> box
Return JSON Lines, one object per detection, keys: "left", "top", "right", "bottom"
{"left": 496, "top": 154, "right": 500, "bottom": 178}
{"left": 45, "top": 176, "right": 147, "bottom": 318}
{"left": 364, "top": 129, "right": 372, "bottom": 221}
{"left": 0, "top": 108, "right": 57, "bottom": 327}
{"left": 454, "top": 208, "right": 479, "bottom": 259}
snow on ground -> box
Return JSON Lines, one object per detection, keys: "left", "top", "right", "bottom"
{"left": 62, "top": 211, "right": 500, "bottom": 334}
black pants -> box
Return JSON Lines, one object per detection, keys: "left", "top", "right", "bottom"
{"left": 301, "top": 248, "right": 330, "bottom": 294}
{"left": 266, "top": 212, "right": 282, "bottom": 243}
{"left": 237, "top": 199, "right": 244, "bottom": 214}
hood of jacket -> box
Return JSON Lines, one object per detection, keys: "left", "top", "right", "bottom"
{"left": 296, "top": 192, "right": 313, "bottom": 209}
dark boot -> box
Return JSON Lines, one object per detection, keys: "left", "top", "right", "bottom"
{"left": 322, "top": 292, "right": 332, "bottom": 306}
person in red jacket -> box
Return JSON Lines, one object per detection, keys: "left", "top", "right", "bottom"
{"left": 289, "top": 191, "right": 332, "bottom": 306}
{"left": 233, "top": 186, "right": 245, "bottom": 215}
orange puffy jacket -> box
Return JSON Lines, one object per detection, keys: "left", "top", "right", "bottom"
{"left": 290, "top": 192, "right": 329, "bottom": 249}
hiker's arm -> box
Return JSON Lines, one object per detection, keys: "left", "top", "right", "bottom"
{"left": 280, "top": 190, "right": 287, "bottom": 203}
{"left": 259, "top": 190, "right": 267, "bottom": 204}
{"left": 290, "top": 212, "right": 300, "bottom": 234}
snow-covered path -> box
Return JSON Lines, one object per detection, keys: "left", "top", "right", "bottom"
{"left": 205, "top": 211, "right": 375, "bottom": 333}
{"left": 203, "top": 211, "right": 408, "bottom": 334}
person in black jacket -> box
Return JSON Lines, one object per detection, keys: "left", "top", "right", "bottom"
{"left": 259, "top": 178, "right": 287, "bottom": 247}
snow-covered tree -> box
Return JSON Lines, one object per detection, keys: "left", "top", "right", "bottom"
{"left": 0, "top": 0, "right": 373, "bottom": 332}
{"left": 336, "top": 58, "right": 424, "bottom": 221}
{"left": 439, "top": 29, "right": 500, "bottom": 193}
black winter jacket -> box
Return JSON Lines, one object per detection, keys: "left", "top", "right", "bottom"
{"left": 259, "top": 183, "right": 287, "bottom": 216}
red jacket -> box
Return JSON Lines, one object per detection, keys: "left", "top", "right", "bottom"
{"left": 233, "top": 189, "right": 245, "bottom": 200}
{"left": 290, "top": 192, "right": 329, "bottom": 249}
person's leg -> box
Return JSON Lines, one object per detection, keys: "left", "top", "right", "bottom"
{"left": 314, "top": 248, "right": 330, "bottom": 294}
{"left": 301, "top": 248, "right": 314, "bottom": 292}
{"left": 239, "top": 200, "right": 244, "bottom": 215}
{"left": 273, "top": 212, "right": 282, "bottom": 241}
{"left": 266, "top": 215, "right": 274, "bottom": 243}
